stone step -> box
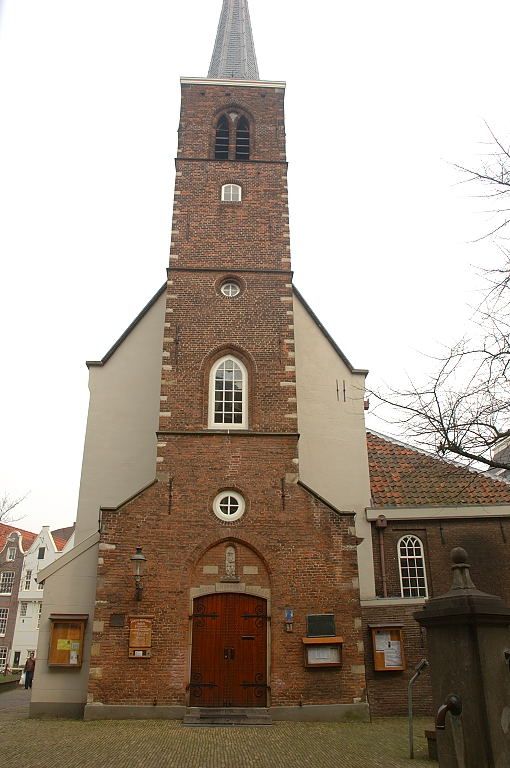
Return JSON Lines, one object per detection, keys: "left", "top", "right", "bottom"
{"left": 183, "top": 707, "right": 272, "bottom": 727}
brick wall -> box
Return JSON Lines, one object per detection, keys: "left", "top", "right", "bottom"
{"left": 364, "top": 515, "right": 510, "bottom": 715}
{"left": 87, "top": 78, "right": 367, "bottom": 712}
{"left": 89, "top": 464, "right": 365, "bottom": 707}
{"left": 372, "top": 518, "right": 510, "bottom": 602}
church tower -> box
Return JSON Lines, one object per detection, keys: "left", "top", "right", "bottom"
{"left": 82, "top": 0, "right": 370, "bottom": 719}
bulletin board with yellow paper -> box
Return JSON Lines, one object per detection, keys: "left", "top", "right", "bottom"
{"left": 48, "top": 614, "right": 87, "bottom": 667}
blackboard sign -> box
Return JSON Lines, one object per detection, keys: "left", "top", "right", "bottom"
{"left": 306, "top": 614, "right": 336, "bottom": 637}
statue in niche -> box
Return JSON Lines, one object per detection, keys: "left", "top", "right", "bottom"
{"left": 221, "top": 545, "right": 240, "bottom": 582}
{"left": 225, "top": 546, "right": 236, "bottom": 576}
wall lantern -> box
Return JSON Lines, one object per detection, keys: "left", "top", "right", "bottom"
{"left": 130, "top": 546, "right": 147, "bottom": 601}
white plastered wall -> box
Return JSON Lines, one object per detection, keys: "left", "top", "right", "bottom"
{"left": 33, "top": 290, "right": 166, "bottom": 711}
{"left": 293, "top": 294, "right": 376, "bottom": 599}
{"left": 75, "top": 290, "right": 167, "bottom": 542}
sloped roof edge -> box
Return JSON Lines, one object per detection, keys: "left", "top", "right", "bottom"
{"left": 86, "top": 284, "right": 166, "bottom": 368}
{"left": 293, "top": 286, "right": 369, "bottom": 376}
{"left": 298, "top": 480, "right": 356, "bottom": 516}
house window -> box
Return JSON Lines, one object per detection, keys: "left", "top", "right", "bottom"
{"left": 0, "top": 608, "right": 8, "bottom": 636}
{"left": 7, "top": 547, "right": 16, "bottom": 561}
{"left": 398, "top": 535, "right": 428, "bottom": 598}
{"left": 213, "top": 491, "right": 245, "bottom": 522}
{"left": 37, "top": 603, "right": 42, "bottom": 629}
{"left": 24, "top": 570, "right": 32, "bottom": 590}
{"left": 13, "top": 651, "right": 20, "bottom": 668}
{"left": 37, "top": 579, "right": 44, "bottom": 590}
{"left": 0, "top": 571, "right": 15, "bottom": 595}
{"left": 221, "top": 184, "right": 242, "bottom": 202}
{"left": 0, "top": 647, "right": 7, "bottom": 672}
{"left": 235, "top": 116, "right": 250, "bottom": 160}
{"left": 215, "top": 114, "right": 229, "bottom": 160}
{"left": 209, "top": 356, "right": 247, "bottom": 429}
{"left": 20, "top": 602, "right": 28, "bottom": 618}
{"left": 38, "top": 547, "right": 46, "bottom": 560}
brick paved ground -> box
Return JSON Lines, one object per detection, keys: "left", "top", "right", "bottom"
{"left": 0, "top": 689, "right": 432, "bottom": 767}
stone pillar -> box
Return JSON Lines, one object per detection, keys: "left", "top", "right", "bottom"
{"left": 415, "top": 547, "right": 510, "bottom": 768}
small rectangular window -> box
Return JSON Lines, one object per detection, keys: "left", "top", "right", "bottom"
{"left": 38, "top": 547, "right": 46, "bottom": 560}
{"left": 20, "top": 602, "right": 28, "bottom": 618}
{"left": 0, "top": 571, "right": 15, "bottom": 595}
{"left": 0, "top": 647, "right": 7, "bottom": 672}
{"left": 24, "top": 570, "right": 32, "bottom": 590}
{"left": 13, "top": 651, "right": 20, "bottom": 667}
{"left": 7, "top": 547, "right": 16, "bottom": 562}
{"left": 0, "top": 608, "right": 8, "bottom": 636}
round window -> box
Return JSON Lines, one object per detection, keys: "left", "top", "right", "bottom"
{"left": 221, "top": 281, "right": 241, "bottom": 298}
{"left": 213, "top": 491, "right": 245, "bottom": 522}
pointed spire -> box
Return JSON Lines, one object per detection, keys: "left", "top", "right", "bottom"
{"left": 208, "top": 0, "right": 260, "bottom": 80}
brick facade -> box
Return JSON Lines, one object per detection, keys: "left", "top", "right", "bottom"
{"left": 87, "top": 79, "right": 367, "bottom": 712}
{"left": 363, "top": 516, "right": 510, "bottom": 715}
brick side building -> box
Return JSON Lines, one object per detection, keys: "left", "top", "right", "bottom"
{"left": 0, "top": 524, "right": 37, "bottom": 671}
{"left": 362, "top": 431, "right": 510, "bottom": 716}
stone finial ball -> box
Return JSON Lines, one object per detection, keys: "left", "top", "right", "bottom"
{"left": 451, "top": 547, "right": 468, "bottom": 565}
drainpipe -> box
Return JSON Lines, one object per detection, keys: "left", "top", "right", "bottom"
{"left": 375, "top": 515, "right": 388, "bottom": 598}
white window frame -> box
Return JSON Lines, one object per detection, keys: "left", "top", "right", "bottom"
{"left": 208, "top": 355, "right": 248, "bottom": 430}
{"left": 398, "top": 535, "right": 428, "bottom": 598}
{"left": 37, "top": 603, "right": 42, "bottom": 629}
{"left": 220, "top": 281, "right": 241, "bottom": 298}
{"left": 0, "top": 571, "right": 15, "bottom": 595}
{"left": 24, "top": 570, "right": 32, "bottom": 591}
{"left": 20, "top": 602, "right": 28, "bottom": 618}
{"left": 0, "top": 646, "right": 7, "bottom": 672}
{"left": 0, "top": 608, "right": 8, "bottom": 636}
{"left": 221, "top": 183, "right": 242, "bottom": 202}
{"left": 213, "top": 491, "right": 246, "bottom": 522}
{"left": 7, "top": 547, "right": 16, "bottom": 561}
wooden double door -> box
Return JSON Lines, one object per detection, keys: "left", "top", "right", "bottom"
{"left": 189, "top": 593, "right": 268, "bottom": 708}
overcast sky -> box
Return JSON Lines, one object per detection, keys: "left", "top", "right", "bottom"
{"left": 1, "top": 0, "right": 509, "bottom": 533}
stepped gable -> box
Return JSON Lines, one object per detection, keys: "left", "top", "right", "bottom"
{"left": 367, "top": 431, "right": 510, "bottom": 507}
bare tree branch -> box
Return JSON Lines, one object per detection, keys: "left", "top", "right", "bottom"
{"left": 370, "top": 128, "right": 510, "bottom": 471}
{"left": 0, "top": 493, "right": 28, "bottom": 525}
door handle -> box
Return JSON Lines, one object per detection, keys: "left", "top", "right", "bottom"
{"left": 223, "top": 647, "right": 235, "bottom": 660}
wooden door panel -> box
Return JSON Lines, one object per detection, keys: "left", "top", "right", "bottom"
{"left": 190, "top": 593, "right": 268, "bottom": 707}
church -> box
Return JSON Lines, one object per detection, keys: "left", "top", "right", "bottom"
{"left": 31, "top": 0, "right": 510, "bottom": 721}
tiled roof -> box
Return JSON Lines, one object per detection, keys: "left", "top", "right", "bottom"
{"left": 0, "top": 522, "right": 38, "bottom": 552}
{"left": 367, "top": 431, "right": 510, "bottom": 507}
{"left": 51, "top": 525, "right": 75, "bottom": 551}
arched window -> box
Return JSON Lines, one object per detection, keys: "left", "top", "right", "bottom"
{"left": 398, "top": 535, "right": 428, "bottom": 598}
{"left": 209, "top": 356, "right": 247, "bottom": 429}
{"left": 221, "top": 184, "right": 242, "bottom": 202}
{"left": 235, "top": 116, "right": 250, "bottom": 160}
{"left": 215, "top": 115, "right": 229, "bottom": 160}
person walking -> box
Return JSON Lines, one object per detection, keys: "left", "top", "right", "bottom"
{"left": 24, "top": 653, "right": 35, "bottom": 689}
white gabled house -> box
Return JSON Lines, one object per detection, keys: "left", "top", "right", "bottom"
{"left": 10, "top": 526, "right": 73, "bottom": 669}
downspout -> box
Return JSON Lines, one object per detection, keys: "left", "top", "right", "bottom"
{"left": 375, "top": 515, "right": 388, "bottom": 598}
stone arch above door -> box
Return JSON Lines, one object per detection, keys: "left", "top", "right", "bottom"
{"left": 191, "top": 538, "right": 270, "bottom": 592}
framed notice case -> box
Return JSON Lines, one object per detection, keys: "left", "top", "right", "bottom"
{"left": 369, "top": 624, "right": 406, "bottom": 672}
{"left": 128, "top": 616, "right": 153, "bottom": 658}
{"left": 48, "top": 614, "right": 88, "bottom": 668}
